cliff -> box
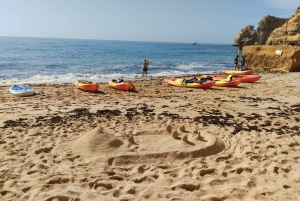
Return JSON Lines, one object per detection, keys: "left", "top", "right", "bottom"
{"left": 232, "top": 16, "right": 287, "bottom": 47}
{"left": 242, "top": 45, "right": 300, "bottom": 72}
{"left": 234, "top": 6, "right": 300, "bottom": 72}
{"left": 257, "top": 16, "right": 288, "bottom": 45}
{"left": 266, "top": 7, "right": 300, "bottom": 45}
{"left": 232, "top": 26, "right": 258, "bottom": 47}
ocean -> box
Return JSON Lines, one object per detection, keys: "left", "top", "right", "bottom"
{"left": 0, "top": 36, "right": 238, "bottom": 85}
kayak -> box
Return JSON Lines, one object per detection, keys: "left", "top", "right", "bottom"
{"left": 75, "top": 80, "right": 99, "bottom": 92}
{"left": 163, "top": 78, "right": 215, "bottom": 89}
{"left": 196, "top": 75, "right": 241, "bottom": 87}
{"left": 214, "top": 78, "right": 241, "bottom": 87}
{"left": 212, "top": 75, "right": 261, "bottom": 83}
{"left": 109, "top": 80, "right": 136, "bottom": 91}
{"left": 9, "top": 85, "right": 35, "bottom": 97}
{"left": 222, "top": 69, "right": 254, "bottom": 75}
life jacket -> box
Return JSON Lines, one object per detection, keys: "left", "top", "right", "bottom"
{"left": 241, "top": 59, "right": 245, "bottom": 65}
{"left": 225, "top": 75, "right": 233, "bottom": 82}
{"left": 182, "top": 78, "right": 188, "bottom": 84}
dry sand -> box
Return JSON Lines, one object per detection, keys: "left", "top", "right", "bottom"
{"left": 1, "top": 72, "right": 300, "bottom": 201}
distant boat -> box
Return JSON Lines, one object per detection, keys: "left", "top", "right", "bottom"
{"left": 192, "top": 38, "right": 197, "bottom": 45}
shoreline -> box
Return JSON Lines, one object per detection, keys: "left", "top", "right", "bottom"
{"left": 1, "top": 72, "right": 300, "bottom": 200}
{"left": 0, "top": 70, "right": 265, "bottom": 87}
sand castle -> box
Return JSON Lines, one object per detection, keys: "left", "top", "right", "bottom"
{"left": 66, "top": 123, "right": 225, "bottom": 167}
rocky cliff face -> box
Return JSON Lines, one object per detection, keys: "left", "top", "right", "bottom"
{"left": 234, "top": 6, "right": 300, "bottom": 72}
{"left": 232, "top": 26, "right": 258, "bottom": 47}
{"left": 257, "top": 16, "right": 288, "bottom": 45}
{"left": 266, "top": 7, "right": 300, "bottom": 45}
{"left": 232, "top": 16, "right": 287, "bottom": 47}
{"left": 242, "top": 45, "right": 300, "bottom": 72}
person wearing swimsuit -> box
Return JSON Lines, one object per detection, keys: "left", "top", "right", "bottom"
{"left": 142, "top": 59, "right": 149, "bottom": 77}
{"left": 234, "top": 55, "right": 239, "bottom": 70}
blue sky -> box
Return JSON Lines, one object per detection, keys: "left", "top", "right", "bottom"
{"left": 0, "top": 0, "right": 298, "bottom": 44}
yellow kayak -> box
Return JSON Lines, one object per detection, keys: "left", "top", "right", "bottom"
{"left": 163, "top": 78, "right": 215, "bottom": 89}
{"left": 214, "top": 78, "right": 241, "bottom": 87}
{"left": 222, "top": 69, "right": 254, "bottom": 75}
{"left": 198, "top": 75, "right": 241, "bottom": 87}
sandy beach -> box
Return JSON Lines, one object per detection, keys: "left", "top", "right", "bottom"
{"left": 1, "top": 72, "right": 300, "bottom": 201}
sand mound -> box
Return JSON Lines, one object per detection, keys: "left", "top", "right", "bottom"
{"left": 67, "top": 126, "right": 127, "bottom": 156}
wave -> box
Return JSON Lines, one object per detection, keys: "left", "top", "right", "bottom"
{"left": 0, "top": 68, "right": 224, "bottom": 86}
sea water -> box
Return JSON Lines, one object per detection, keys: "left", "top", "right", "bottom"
{"left": 0, "top": 36, "right": 238, "bottom": 85}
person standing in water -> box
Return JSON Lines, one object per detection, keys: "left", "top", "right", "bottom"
{"left": 142, "top": 59, "right": 149, "bottom": 77}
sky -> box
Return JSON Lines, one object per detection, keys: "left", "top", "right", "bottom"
{"left": 0, "top": 0, "right": 298, "bottom": 44}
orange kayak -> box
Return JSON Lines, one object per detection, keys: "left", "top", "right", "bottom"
{"left": 75, "top": 80, "right": 99, "bottom": 92}
{"left": 109, "top": 80, "right": 136, "bottom": 91}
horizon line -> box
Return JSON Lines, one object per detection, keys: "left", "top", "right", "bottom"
{"left": 0, "top": 35, "right": 232, "bottom": 45}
